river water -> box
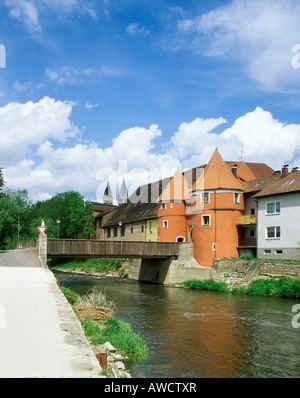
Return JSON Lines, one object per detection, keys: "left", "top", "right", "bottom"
{"left": 53, "top": 271, "right": 300, "bottom": 378}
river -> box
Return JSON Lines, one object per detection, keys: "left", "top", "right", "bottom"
{"left": 53, "top": 271, "right": 300, "bottom": 378}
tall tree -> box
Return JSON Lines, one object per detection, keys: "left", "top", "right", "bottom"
{"left": 0, "top": 168, "right": 5, "bottom": 193}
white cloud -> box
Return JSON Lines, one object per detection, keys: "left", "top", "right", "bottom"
{"left": 0, "top": 97, "right": 78, "bottom": 163}
{"left": 1, "top": 97, "right": 299, "bottom": 202}
{"left": 170, "top": 107, "right": 300, "bottom": 170}
{"left": 5, "top": 0, "right": 41, "bottom": 31}
{"left": 126, "top": 22, "right": 149, "bottom": 37}
{"left": 175, "top": 0, "right": 300, "bottom": 91}
{"left": 4, "top": 0, "right": 97, "bottom": 31}
{"left": 45, "top": 65, "right": 122, "bottom": 86}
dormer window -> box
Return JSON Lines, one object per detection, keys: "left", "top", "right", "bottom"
{"left": 201, "top": 192, "right": 210, "bottom": 203}
{"left": 284, "top": 179, "right": 294, "bottom": 186}
{"left": 234, "top": 193, "right": 240, "bottom": 204}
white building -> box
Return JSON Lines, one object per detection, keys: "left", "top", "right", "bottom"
{"left": 245, "top": 167, "right": 300, "bottom": 260}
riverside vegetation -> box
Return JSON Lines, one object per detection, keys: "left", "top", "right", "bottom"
{"left": 60, "top": 285, "right": 149, "bottom": 377}
{"left": 50, "top": 257, "right": 129, "bottom": 278}
{"left": 179, "top": 277, "right": 300, "bottom": 299}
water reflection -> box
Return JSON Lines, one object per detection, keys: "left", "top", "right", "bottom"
{"left": 54, "top": 271, "right": 300, "bottom": 378}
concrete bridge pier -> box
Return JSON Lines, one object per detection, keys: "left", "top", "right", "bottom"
{"left": 128, "top": 243, "right": 211, "bottom": 285}
{"left": 38, "top": 233, "right": 47, "bottom": 267}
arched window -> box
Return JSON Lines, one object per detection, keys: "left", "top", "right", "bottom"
{"left": 176, "top": 236, "right": 185, "bottom": 243}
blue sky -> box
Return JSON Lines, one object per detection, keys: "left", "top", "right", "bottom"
{"left": 0, "top": 0, "right": 300, "bottom": 202}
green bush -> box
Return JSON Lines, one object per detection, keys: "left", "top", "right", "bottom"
{"left": 179, "top": 279, "right": 229, "bottom": 292}
{"left": 60, "top": 286, "right": 79, "bottom": 305}
{"left": 245, "top": 277, "right": 300, "bottom": 299}
{"left": 81, "top": 317, "right": 149, "bottom": 363}
{"left": 52, "top": 258, "right": 127, "bottom": 273}
{"left": 240, "top": 253, "right": 254, "bottom": 260}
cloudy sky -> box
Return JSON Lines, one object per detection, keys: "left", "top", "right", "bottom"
{"left": 0, "top": 0, "right": 300, "bottom": 202}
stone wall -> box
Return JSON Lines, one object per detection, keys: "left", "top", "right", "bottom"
{"left": 211, "top": 258, "right": 300, "bottom": 287}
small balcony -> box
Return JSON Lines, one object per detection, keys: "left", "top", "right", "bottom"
{"left": 238, "top": 215, "right": 257, "bottom": 226}
{"left": 238, "top": 238, "right": 257, "bottom": 248}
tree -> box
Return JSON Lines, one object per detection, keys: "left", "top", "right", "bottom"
{"left": 31, "top": 191, "right": 94, "bottom": 239}
{"left": 0, "top": 189, "right": 33, "bottom": 249}
{"left": 0, "top": 168, "right": 5, "bottom": 193}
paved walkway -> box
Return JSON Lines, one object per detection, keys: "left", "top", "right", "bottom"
{"left": 0, "top": 249, "right": 102, "bottom": 378}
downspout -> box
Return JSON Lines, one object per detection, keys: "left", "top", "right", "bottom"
{"left": 214, "top": 189, "right": 217, "bottom": 259}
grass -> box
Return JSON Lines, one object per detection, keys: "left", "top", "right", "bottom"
{"left": 179, "top": 277, "right": 300, "bottom": 299}
{"left": 81, "top": 317, "right": 149, "bottom": 363}
{"left": 77, "top": 287, "right": 115, "bottom": 311}
{"left": 50, "top": 257, "right": 129, "bottom": 275}
{"left": 178, "top": 279, "right": 229, "bottom": 293}
{"left": 60, "top": 285, "right": 148, "bottom": 363}
{"left": 232, "top": 277, "right": 300, "bottom": 299}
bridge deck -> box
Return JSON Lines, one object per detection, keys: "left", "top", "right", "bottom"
{"left": 47, "top": 239, "right": 180, "bottom": 259}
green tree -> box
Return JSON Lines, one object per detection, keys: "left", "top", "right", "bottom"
{"left": 0, "top": 168, "right": 5, "bottom": 193}
{"left": 31, "top": 191, "right": 94, "bottom": 239}
{"left": 0, "top": 189, "right": 33, "bottom": 249}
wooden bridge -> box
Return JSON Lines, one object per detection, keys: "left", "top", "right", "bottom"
{"left": 47, "top": 239, "right": 180, "bottom": 259}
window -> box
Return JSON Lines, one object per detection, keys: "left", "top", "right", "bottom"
{"left": 212, "top": 243, "right": 216, "bottom": 251}
{"left": 148, "top": 221, "right": 152, "bottom": 231}
{"left": 131, "top": 226, "right": 133, "bottom": 234}
{"left": 264, "top": 249, "right": 271, "bottom": 255}
{"left": 266, "top": 201, "right": 281, "bottom": 215}
{"left": 107, "top": 228, "right": 111, "bottom": 238}
{"left": 234, "top": 193, "right": 240, "bottom": 204}
{"left": 163, "top": 220, "right": 168, "bottom": 228}
{"left": 161, "top": 203, "right": 166, "bottom": 210}
{"left": 250, "top": 208, "right": 256, "bottom": 215}
{"left": 266, "top": 226, "right": 281, "bottom": 239}
{"left": 201, "top": 192, "right": 210, "bottom": 203}
{"left": 113, "top": 227, "right": 118, "bottom": 237}
{"left": 250, "top": 230, "right": 255, "bottom": 237}
{"left": 275, "top": 250, "right": 283, "bottom": 255}
{"left": 120, "top": 226, "right": 125, "bottom": 237}
{"left": 201, "top": 215, "right": 211, "bottom": 227}
{"left": 141, "top": 225, "right": 144, "bottom": 233}
{"left": 176, "top": 237, "right": 185, "bottom": 242}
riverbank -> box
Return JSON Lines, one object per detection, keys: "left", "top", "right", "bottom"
{"left": 50, "top": 257, "right": 130, "bottom": 279}
{"left": 59, "top": 285, "right": 149, "bottom": 378}
{"left": 178, "top": 277, "right": 300, "bottom": 299}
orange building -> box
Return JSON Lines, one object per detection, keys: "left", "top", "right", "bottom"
{"left": 157, "top": 149, "right": 247, "bottom": 267}
{"left": 157, "top": 169, "right": 190, "bottom": 242}
{"left": 190, "top": 149, "right": 245, "bottom": 267}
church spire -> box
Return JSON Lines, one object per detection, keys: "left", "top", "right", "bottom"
{"left": 118, "top": 178, "right": 128, "bottom": 205}
{"left": 103, "top": 180, "right": 113, "bottom": 204}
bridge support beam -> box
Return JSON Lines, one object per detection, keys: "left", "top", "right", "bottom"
{"left": 128, "top": 243, "right": 211, "bottom": 285}
{"left": 38, "top": 234, "right": 47, "bottom": 268}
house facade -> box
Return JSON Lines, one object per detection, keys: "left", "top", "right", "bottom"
{"left": 94, "top": 149, "right": 294, "bottom": 267}
{"left": 244, "top": 168, "right": 300, "bottom": 260}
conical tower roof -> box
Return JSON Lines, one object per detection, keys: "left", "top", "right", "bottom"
{"left": 119, "top": 178, "right": 127, "bottom": 195}
{"left": 192, "top": 149, "right": 244, "bottom": 191}
{"left": 157, "top": 168, "right": 191, "bottom": 202}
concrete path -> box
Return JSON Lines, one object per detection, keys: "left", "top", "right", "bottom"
{"left": 0, "top": 249, "right": 102, "bottom": 378}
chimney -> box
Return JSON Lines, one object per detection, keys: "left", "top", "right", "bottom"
{"left": 231, "top": 164, "right": 238, "bottom": 178}
{"left": 281, "top": 165, "right": 289, "bottom": 178}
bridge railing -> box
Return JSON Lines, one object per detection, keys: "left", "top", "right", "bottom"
{"left": 47, "top": 239, "right": 180, "bottom": 259}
